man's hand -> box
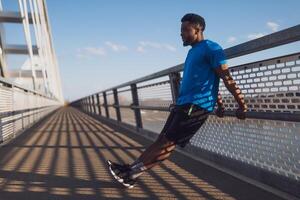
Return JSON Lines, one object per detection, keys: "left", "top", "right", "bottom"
{"left": 215, "top": 91, "right": 225, "bottom": 118}
{"left": 215, "top": 105, "right": 225, "bottom": 118}
{"left": 235, "top": 105, "right": 248, "bottom": 120}
{"left": 214, "top": 64, "right": 248, "bottom": 120}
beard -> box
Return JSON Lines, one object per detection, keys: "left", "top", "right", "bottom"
{"left": 183, "top": 41, "right": 190, "bottom": 46}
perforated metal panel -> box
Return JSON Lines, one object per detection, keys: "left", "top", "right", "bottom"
{"left": 137, "top": 76, "right": 173, "bottom": 108}
{"left": 141, "top": 110, "right": 170, "bottom": 133}
{"left": 218, "top": 53, "right": 300, "bottom": 113}
{"left": 189, "top": 115, "right": 300, "bottom": 181}
{"left": 0, "top": 85, "right": 13, "bottom": 113}
{"left": 0, "top": 83, "right": 60, "bottom": 144}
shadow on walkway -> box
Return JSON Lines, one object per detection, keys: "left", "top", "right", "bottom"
{"left": 0, "top": 107, "right": 284, "bottom": 200}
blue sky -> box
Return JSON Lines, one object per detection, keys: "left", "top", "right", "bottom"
{"left": 3, "top": 0, "right": 300, "bottom": 101}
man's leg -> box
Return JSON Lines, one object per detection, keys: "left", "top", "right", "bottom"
{"left": 126, "top": 104, "right": 209, "bottom": 181}
{"left": 128, "top": 133, "right": 176, "bottom": 179}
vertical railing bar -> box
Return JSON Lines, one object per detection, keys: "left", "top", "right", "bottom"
{"left": 103, "top": 91, "right": 110, "bottom": 118}
{"left": 169, "top": 72, "right": 181, "bottom": 104}
{"left": 96, "top": 93, "right": 101, "bottom": 116}
{"left": 131, "top": 83, "right": 143, "bottom": 130}
{"left": 113, "top": 88, "right": 122, "bottom": 121}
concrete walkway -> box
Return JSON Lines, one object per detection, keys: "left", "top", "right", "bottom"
{"left": 0, "top": 107, "right": 284, "bottom": 200}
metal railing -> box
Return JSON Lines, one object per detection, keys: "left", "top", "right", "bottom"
{"left": 71, "top": 25, "right": 300, "bottom": 197}
{"left": 0, "top": 77, "right": 60, "bottom": 144}
{"left": 0, "top": 0, "right": 63, "bottom": 144}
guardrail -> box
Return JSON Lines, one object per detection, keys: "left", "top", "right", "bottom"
{"left": 0, "top": 77, "right": 61, "bottom": 144}
{"left": 71, "top": 25, "right": 300, "bottom": 198}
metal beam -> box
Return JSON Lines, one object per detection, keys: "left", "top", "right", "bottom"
{"left": 4, "top": 44, "right": 38, "bottom": 55}
{"left": 7, "top": 70, "right": 44, "bottom": 78}
{"left": 225, "top": 24, "right": 300, "bottom": 59}
{"left": 0, "top": 11, "right": 33, "bottom": 23}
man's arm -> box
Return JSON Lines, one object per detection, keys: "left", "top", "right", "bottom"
{"left": 217, "top": 91, "right": 224, "bottom": 108}
{"left": 214, "top": 63, "right": 248, "bottom": 119}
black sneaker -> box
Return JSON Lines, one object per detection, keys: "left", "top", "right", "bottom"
{"left": 121, "top": 173, "right": 137, "bottom": 189}
{"left": 107, "top": 160, "right": 137, "bottom": 188}
{"left": 107, "top": 160, "right": 129, "bottom": 181}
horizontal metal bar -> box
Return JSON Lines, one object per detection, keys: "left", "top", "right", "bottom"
{"left": 225, "top": 25, "right": 300, "bottom": 59}
{"left": 137, "top": 79, "right": 170, "bottom": 89}
{"left": 0, "top": 11, "right": 33, "bottom": 23}
{"left": 4, "top": 44, "right": 38, "bottom": 55}
{"left": 116, "top": 105, "right": 131, "bottom": 109}
{"left": 0, "top": 106, "right": 56, "bottom": 118}
{"left": 224, "top": 110, "right": 300, "bottom": 122}
{"left": 8, "top": 69, "right": 44, "bottom": 78}
{"left": 133, "top": 105, "right": 169, "bottom": 112}
{"left": 0, "top": 76, "right": 56, "bottom": 101}
{"left": 109, "top": 104, "right": 169, "bottom": 111}
{"left": 0, "top": 107, "right": 53, "bottom": 126}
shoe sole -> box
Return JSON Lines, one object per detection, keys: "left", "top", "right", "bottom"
{"left": 107, "top": 160, "right": 135, "bottom": 189}
{"left": 107, "top": 160, "right": 124, "bottom": 183}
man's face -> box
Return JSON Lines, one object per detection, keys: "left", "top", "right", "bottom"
{"left": 180, "top": 21, "right": 201, "bottom": 46}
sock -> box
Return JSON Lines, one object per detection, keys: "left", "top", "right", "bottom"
{"left": 128, "top": 159, "right": 147, "bottom": 179}
{"left": 129, "top": 158, "right": 142, "bottom": 168}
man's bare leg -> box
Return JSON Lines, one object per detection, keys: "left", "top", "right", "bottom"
{"left": 128, "top": 134, "right": 176, "bottom": 179}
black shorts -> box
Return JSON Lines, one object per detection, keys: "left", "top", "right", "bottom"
{"left": 161, "top": 103, "right": 210, "bottom": 148}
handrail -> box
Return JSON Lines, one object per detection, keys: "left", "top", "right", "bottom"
{"left": 0, "top": 76, "right": 58, "bottom": 101}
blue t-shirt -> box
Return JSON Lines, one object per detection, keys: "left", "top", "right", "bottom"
{"left": 176, "top": 39, "right": 227, "bottom": 112}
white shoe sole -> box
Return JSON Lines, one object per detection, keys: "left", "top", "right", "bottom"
{"left": 107, "top": 160, "right": 135, "bottom": 189}
{"left": 107, "top": 160, "right": 124, "bottom": 183}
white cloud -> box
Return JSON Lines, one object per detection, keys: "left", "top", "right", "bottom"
{"left": 227, "top": 36, "right": 237, "bottom": 43}
{"left": 136, "top": 46, "right": 145, "bottom": 53}
{"left": 245, "top": 21, "right": 280, "bottom": 41}
{"left": 247, "top": 33, "right": 265, "bottom": 40}
{"left": 267, "top": 21, "right": 279, "bottom": 32}
{"left": 137, "top": 41, "right": 176, "bottom": 53}
{"left": 77, "top": 47, "right": 106, "bottom": 58}
{"left": 105, "top": 41, "right": 128, "bottom": 52}
{"left": 164, "top": 44, "right": 176, "bottom": 52}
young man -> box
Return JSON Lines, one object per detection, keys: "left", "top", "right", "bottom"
{"left": 107, "top": 13, "right": 248, "bottom": 188}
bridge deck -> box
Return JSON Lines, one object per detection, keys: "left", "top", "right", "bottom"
{"left": 0, "top": 107, "right": 284, "bottom": 200}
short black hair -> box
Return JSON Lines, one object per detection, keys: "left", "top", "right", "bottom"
{"left": 181, "top": 13, "right": 206, "bottom": 31}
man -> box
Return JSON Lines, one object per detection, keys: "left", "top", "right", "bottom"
{"left": 107, "top": 13, "right": 248, "bottom": 188}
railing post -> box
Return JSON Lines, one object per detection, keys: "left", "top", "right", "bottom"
{"left": 87, "top": 96, "right": 91, "bottom": 113}
{"left": 96, "top": 93, "right": 102, "bottom": 116}
{"left": 90, "top": 96, "right": 94, "bottom": 113}
{"left": 85, "top": 99, "right": 88, "bottom": 112}
{"left": 83, "top": 99, "right": 86, "bottom": 111}
{"left": 0, "top": 118, "right": 2, "bottom": 143}
{"left": 131, "top": 83, "right": 143, "bottom": 130}
{"left": 113, "top": 89, "right": 122, "bottom": 121}
{"left": 103, "top": 92, "right": 110, "bottom": 118}
{"left": 85, "top": 98, "right": 88, "bottom": 112}
{"left": 88, "top": 97, "right": 92, "bottom": 113}
{"left": 169, "top": 72, "right": 181, "bottom": 103}
{"left": 91, "top": 95, "right": 96, "bottom": 114}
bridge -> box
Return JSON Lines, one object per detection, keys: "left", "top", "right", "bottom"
{"left": 0, "top": 1, "right": 299, "bottom": 200}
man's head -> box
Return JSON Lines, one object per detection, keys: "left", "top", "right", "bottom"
{"left": 181, "top": 13, "right": 205, "bottom": 46}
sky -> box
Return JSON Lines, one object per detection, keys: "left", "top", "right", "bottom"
{"left": 3, "top": 0, "right": 300, "bottom": 101}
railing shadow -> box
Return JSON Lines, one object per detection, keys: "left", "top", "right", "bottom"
{"left": 0, "top": 107, "right": 285, "bottom": 200}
